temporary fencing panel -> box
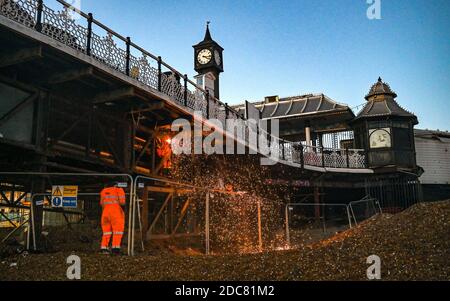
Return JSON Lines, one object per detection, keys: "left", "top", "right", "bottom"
{"left": 285, "top": 203, "right": 352, "bottom": 247}
{"left": 0, "top": 172, "right": 133, "bottom": 256}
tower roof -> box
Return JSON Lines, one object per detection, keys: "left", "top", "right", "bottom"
{"left": 203, "top": 22, "right": 213, "bottom": 42}
{"left": 233, "top": 94, "right": 353, "bottom": 119}
{"left": 365, "top": 77, "right": 398, "bottom": 100}
{"left": 193, "top": 22, "right": 223, "bottom": 50}
{"left": 355, "top": 78, "right": 417, "bottom": 124}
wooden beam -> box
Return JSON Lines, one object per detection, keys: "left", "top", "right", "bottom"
{"left": 13, "top": 192, "right": 27, "bottom": 206}
{"left": 93, "top": 87, "right": 136, "bottom": 104}
{"left": 145, "top": 186, "right": 193, "bottom": 194}
{"left": 154, "top": 152, "right": 171, "bottom": 176}
{"left": 94, "top": 116, "right": 124, "bottom": 168}
{"left": 146, "top": 192, "right": 173, "bottom": 238}
{"left": 171, "top": 198, "right": 191, "bottom": 236}
{"left": 47, "top": 66, "right": 94, "bottom": 84}
{"left": 0, "top": 46, "right": 43, "bottom": 68}
{"left": 0, "top": 190, "right": 11, "bottom": 205}
{"left": 137, "top": 125, "right": 157, "bottom": 136}
{"left": 48, "top": 111, "right": 90, "bottom": 148}
{"left": 130, "top": 102, "right": 165, "bottom": 114}
{"left": 134, "top": 128, "right": 159, "bottom": 168}
{"left": 0, "top": 211, "right": 18, "bottom": 227}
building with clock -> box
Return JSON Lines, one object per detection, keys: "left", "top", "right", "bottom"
{"left": 193, "top": 23, "right": 224, "bottom": 100}
{"left": 233, "top": 77, "right": 424, "bottom": 210}
{"left": 352, "top": 77, "right": 419, "bottom": 172}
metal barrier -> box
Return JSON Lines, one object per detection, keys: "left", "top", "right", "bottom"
{"left": 133, "top": 176, "right": 259, "bottom": 255}
{"left": 26, "top": 192, "right": 106, "bottom": 251}
{"left": 0, "top": 172, "right": 134, "bottom": 254}
{"left": 285, "top": 199, "right": 385, "bottom": 247}
{"left": 1, "top": 173, "right": 264, "bottom": 256}
{"left": 133, "top": 175, "right": 201, "bottom": 256}
{"left": 285, "top": 203, "right": 353, "bottom": 247}
{"left": 348, "top": 197, "right": 382, "bottom": 226}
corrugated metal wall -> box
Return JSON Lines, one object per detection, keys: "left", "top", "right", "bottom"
{"left": 415, "top": 136, "right": 450, "bottom": 185}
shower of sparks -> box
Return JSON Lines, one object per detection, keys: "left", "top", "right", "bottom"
{"left": 168, "top": 153, "right": 294, "bottom": 254}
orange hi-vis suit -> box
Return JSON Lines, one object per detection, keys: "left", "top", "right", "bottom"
{"left": 100, "top": 186, "right": 126, "bottom": 251}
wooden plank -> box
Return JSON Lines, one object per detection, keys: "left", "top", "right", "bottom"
{"left": 0, "top": 46, "right": 43, "bottom": 68}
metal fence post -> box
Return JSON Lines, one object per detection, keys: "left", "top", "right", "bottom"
{"left": 285, "top": 205, "right": 290, "bottom": 247}
{"left": 346, "top": 147, "right": 350, "bottom": 168}
{"left": 125, "top": 37, "right": 131, "bottom": 76}
{"left": 299, "top": 143, "right": 304, "bottom": 168}
{"left": 157, "top": 56, "right": 162, "bottom": 92}
{"left": 224, "top": 103, "right": 229, "bottom": 129}
{"left": 86, "top": 13, "right": 93, "bottom": 56}
{"left": 225, "top": 103, "right": 229, "bottom": 120}
{"left": 257, "top": 199, "right": 262, "bottom": 252}
{"left": 30, "top": 194, "right": 37, "bottom": 251}
{"left": 35, "top": 0, "right": 43, "bottom": 32}
{"left": 205, "top": 192, "right": 210, "bottom": 255}
{"left": 183, "top": 74, "right": 188, "bottom": 107}
{"left": 321, "top": 147, "right": 325, "bottom": 168}
{"left": 364, "top": 150, "right": 369, "bottom": 168}
{"left": 205, "top": 90, "right": 210, "bottom": 119}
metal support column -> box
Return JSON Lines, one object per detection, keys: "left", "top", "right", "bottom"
{"left": 205, "top": 192, "right": 210, "bottom": 255}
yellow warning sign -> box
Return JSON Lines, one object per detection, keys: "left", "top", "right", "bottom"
{"left": 52, "top": 186, "right": 63, "bottom": 197}
{"left": 63, "top": 186, "right": 78, "bottom": 197}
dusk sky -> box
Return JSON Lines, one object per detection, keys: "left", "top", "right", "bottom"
{"left": 58, "top": 0, "right": 449, "bottom": 130}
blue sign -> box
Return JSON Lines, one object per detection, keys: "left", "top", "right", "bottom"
{"left": 52, "top": 197, "right": 62, "bottom": 207}
{"left": 63, "top": 197, "right": 77, "bottom": 208}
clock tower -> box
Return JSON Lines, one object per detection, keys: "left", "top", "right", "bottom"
{"left": 352, "top": 77, "right": 418, "bottom": 170}
{"left": 193, "top": 22, "right": 224, "bottom": 99}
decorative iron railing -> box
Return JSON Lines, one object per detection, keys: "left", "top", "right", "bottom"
{"left": 0, "top": 0, "right": 368, "bottom": 170}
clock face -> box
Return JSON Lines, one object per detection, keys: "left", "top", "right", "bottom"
{"left": 369, "top": 128, "right": 392, "bottom": 149}
{"left": 214, "top": 50, "right": 221, "bottom": 65}
{"left": 197, "top": 49, "right": 212, "bottom": 65}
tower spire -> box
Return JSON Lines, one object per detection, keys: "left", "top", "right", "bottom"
{"left": 204, "top": 21, "right": 212, "bottom": 41}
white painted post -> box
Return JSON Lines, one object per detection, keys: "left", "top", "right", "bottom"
{"left": 305, "top": 126, "right": 312, "bottom": 148}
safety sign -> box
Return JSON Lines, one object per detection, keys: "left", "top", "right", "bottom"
{"left": 52, "top": 186, "right": 78, "bottom": 208}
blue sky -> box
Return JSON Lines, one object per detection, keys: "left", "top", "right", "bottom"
{"left": 63, "top": 0, "right": 449, "bottom": 130}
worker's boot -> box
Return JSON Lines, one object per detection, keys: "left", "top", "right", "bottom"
{"left": 111, "top": 248, "right": 121, "bottom": 256}
{"left": 100, "top": 248, "right": 110, "bottom": 255}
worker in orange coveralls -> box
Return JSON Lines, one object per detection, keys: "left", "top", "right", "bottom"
{"left": 100, "top": 184, "right": 126, "bottom": 255}
{"left": 156, "top": 135, "right": 172, "bottom": 169}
